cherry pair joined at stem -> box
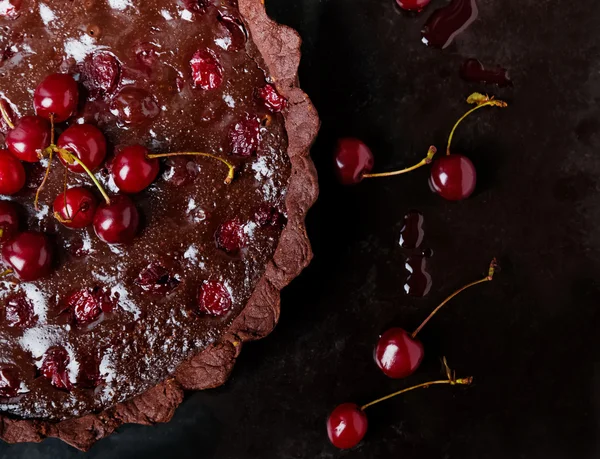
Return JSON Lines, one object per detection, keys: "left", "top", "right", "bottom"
{"left": 327, "top": 357, "right": 472, "bottom": 449}
{"left": 334, "top": 93, "right": 507, "bottom": 201}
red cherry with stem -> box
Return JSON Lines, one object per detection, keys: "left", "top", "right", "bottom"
{"left": 431, "top": 92, "right": 508, "bottom": 201}
{"left": 0, "top": 150, "right": 25, "bottom": 195}
{"left": 374, "top": 259, "right": 497, "bottom": 379}
{"left": 53, "top": 187, "right": 98, "bottom": 229}
{"left": 0, "top": 201, "right": 19, "bottom": 242}
{"left": 40, "top": 346, "right": 72, "bottom": 390}
{"left": 396, "top": 0, "right": 431, "bottom": 12}
{"left": 93, "top": 195, "right": 140, "bottom": 244}
{"left": 57, "top": 124, "right": 107, "bottom": 173}
{"left": 2, "top": 231, "right": 53, "bottom": 281}
{"left": 0, "top": 366, "right": 20, "bottom": 397}
{"left": 328, "top": 358, "right": 473, "bottom": 449}
{"left": 197, "top": 280, "right": 232, "bottom": 316}
{"left": 429, "top": 154, "right": 476, "bottom": 200}
{"left": 112, "top": 145, "right": 160, "bottom": 193}
{"left": 33, "top": 73, "right": 79, "bottom": 122}
{"left": 334, "top": 139, "right": 436, "bottom": 185}
{"left": 6, "top": 116, "right": 51, "bottom": 163}
{"left": 326, "top": 403, "right": 368, "bottom": 449}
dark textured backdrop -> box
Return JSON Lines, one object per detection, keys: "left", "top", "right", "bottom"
{"left": 2, "top": 0, "right": 600, "bottom": 457}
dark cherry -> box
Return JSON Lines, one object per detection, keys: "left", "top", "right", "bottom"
{"left": 215, "top": 218, "right": 246, "bottom": 253}
{"left": 334, "top": 138, "right": 374, "bottom": 185}
{"left": 33, "top": 73, "right": 79, "bottom": 122}
{"left": 327, "top": 403, "right": 368, "bottom": 449}
{"left": 0, "top": 150, "right": 26, "bottom": 195}
{"left": 0, "top": 200, "right": 19, "bottom": 242}
{"left": 254, "top": 205, "right": 286, "bottom": 229}
{"left": 374, "top": 328, "right": 424, "bottom": 379}
{"left": 66, "top": 287, "right": 112, "bottom": 324}
{"left": 110, "top": 87, "right": 160, "bottom": 125}
{"left": 53, "top": 187, "right": 98, "bottom": 229}
{"left": 0, "top": 0, "right": 22, "bottom": 19}
{"left": 396, "top": 0, "right": 431, "bottom": 11}
{"left": 40, "top": 346, "right": 72, "bottom": 390}
{"left": 57, "top": 124, "right": 107, "bottom": 173}
{"left": 0, "top": 366, "right": 20, "bottom": 398}
{"left": 218, "top": 14, "right": 247, "bottom": 50}
{"left": 93, "top": 194, "right": 140, "bottom": 244}
{"left": 190, "top": 49, "right": 223, "bottom": 90}
{"left": 6, "top": 116, "right": 51, "bottom": 163}
{"left": 258, "top": 84, "right": 286, "bottom": 112}
{"left": 112, "top": 145, "right": 160, "bottom": 193}
{"left": 5, "top": 293, "right": 35, "bottom": 328}
{"left": 228, "top": 115, "right": 261, "bottom": 156}
{"left": 429, "top": 154, "right": 476, "bottom": 201}
{"left": 197, "top": 280, "right": 232, "bottom": 316}
{"left": 2, "top": 231, "right": 53, "bottom": 281}
{"left": 135, "top": 261, "right": 180, "bottom": 295}
{"left": 81, "top": 52, "right": 121, "bottom": 96}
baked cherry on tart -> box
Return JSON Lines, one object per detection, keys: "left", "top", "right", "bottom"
{"left": 0, "top": 0, "right": 318, "bottom": 449}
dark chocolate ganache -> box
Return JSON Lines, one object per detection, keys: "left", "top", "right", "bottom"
{"left": 0, "top": 0, "right": 290, "bottom": 420}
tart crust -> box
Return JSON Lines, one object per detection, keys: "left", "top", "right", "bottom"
{"left": 0, "top": 0, "right": 319, "bottom": 450}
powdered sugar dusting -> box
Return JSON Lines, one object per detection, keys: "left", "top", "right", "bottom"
{"left": 20, "top": 326, "right": 65, "bottom": 363}
{"left": 110, "top": 284, "right": 140, "bottom": 319}
{"left": 20, "top": 283, "right": 48, "bottom": 323}
{"left": 38, "top": 3, "right": 56, "bottom": 25}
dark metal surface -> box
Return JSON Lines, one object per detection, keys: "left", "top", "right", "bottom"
{"left": 2, "top": 0, "right": 600, "bottom": 457}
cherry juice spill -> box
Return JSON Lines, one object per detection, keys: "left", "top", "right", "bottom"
{"left": 404, "top": 256, "right": 433, "bottom": 297}
{"left": 460, "top": 59, "right": 512, "bottom": 87}
{"left": 421, "top": 0, "right": 479, "bottom": 49}
{"left": 399, "top": 210, "right": 424, "bottom": 249}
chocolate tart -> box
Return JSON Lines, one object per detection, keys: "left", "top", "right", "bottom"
{"left": 0, "top": 0, "right": 318, "bottom": 449}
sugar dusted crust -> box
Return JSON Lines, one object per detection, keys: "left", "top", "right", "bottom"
{"left": 0, "top": 0, "right": 319, "bottom": 450}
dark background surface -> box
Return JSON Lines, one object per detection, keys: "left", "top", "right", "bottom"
{"left": 2, "top": 0, "right": 600, "bottom": 457}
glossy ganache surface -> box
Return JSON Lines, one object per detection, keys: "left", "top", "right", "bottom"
{"left": 0, "top": 0, "right": 290, "bottom": 420}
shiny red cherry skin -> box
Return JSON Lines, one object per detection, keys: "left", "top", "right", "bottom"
{"left": 197, "top": 280, "right": 232, "bottom": 316}
{"left": 334, "top": 138, "right": 374, "bottom": 185}
{"left": 93, "top": 195, "right": 140, "bottom": 244}
{"left": 40, "top": 346, "right": 72, "bottom": 390}
{"left": 0, "top": 150, "right": 26, "bottom": 195}
{"left": 0, "top": 201, "right": 19, "bottom": 242}
{"left": 33, "top": 73, "right": 79, "bottom": 122}
{"left": 327, "top": 403, "right": 368, "bottom": 449}
{"left": 6, "top": 116, "right": 51, "bottom": 162}
{"left": 2, "top": 231, "right": 53, "bottom": 281}
{"left": 429, "top": 154, "right": 476, "bottom": 201}
{"left": 112, "top": 145, "right": 160, "bottom": 193}
{"left": 57, "top": 124, "right": 107, "bottom": 173}
{"left": 396, "top": 0, "right": 431, "bottom": 11}
{"left": 374, "top": 327, "right": 424, "bottom": 379}
{"left": 53, "top": 187, "right": 98, "bottom": 229}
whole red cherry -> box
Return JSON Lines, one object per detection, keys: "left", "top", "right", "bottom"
{"left": 111, "top": 145, "right": 160, "bottom": 193}
{"left": 429, "top": 154, "right": 476, "bottom": 201}
{"left": 2, "top": 231, "right": 53, "bottom": 281}
{"left": 53, "top": 187, "right": 98, "bottom": 229}
{"left": 0, "top": 150, "right": 25, "bottom": 195}
{"left": 327, "top": 403, "right": 368, "bottom": 449}
{"left": 6, "top": 116, "right": 51, "bottom": 162}
{"left": 0, "top": 201, "right": 19, "bottom": 242}
{"left": 93, "top": 195, "right": 140, "bottom": 244}
{"left": 334, "top": 138, "right": 374, "bottom": 185}
{"left": 57, "top": 124, "right": 107, "bottom": 173}
{"left": 33, "top": 73, "right": 79, "bottom": 122}
{"left": 374, "top": 328, "right": 424, "bottom": 379}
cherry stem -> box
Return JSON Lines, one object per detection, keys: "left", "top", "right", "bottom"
{"left": 147, "top": 152, "right": 235, "bottom": 185}
{"left": 0, "top": 268, "right": 13, "bottom": 278}
{"left": 49, "top": 114, "right": 55, "bottom": 146}
{"left": 363, "top": 146, "right": 437, "bottom": 179}
{"left": 34, "top": 148, "right": 53, "bottom": 211}
{"left": 55, "top": 148, "right": 111, "bottom": 205}
{"left": 411, "top": 258, "right": 498, "bottom": 339}
{"left": 0, "top": 102, "right": 14, "bottom": 130}
{"left": 446, "top": 94, "right": 508, "bottom": 156}
{"left": 361, "top": 358, "right": 472, "bottom": 410}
